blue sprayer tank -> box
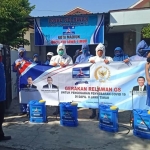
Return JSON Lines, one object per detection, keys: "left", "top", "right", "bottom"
{"left": 29, "top": 100, "right": 47, "bottom": 123}
{"left": 59, "top": 102, "right": 78, "bottom": 127}
{"left": 99, "top": 104, "right": 119, "bottom": 132}
{"left": 133, "top": 109, "right": 150, "bottom": 139}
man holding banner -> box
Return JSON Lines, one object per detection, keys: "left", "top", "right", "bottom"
{"left": 50, "top": 43, "right": 73, "bottom": 68}
{"left": 50, "top": 43, "right": 73, "bottom": 115}
{"left": 12, "top": 47, "right": 30, "bottom": 115}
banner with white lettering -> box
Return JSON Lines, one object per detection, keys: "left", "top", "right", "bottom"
{"left": 34, "top": 14, "right": 104, "bottom": 45}
{"left": 19, "top": 61, "right": 150, "bottom": 110}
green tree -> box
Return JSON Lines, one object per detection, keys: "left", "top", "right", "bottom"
{"left": 142, "top": 24, "right": 150, "bottom": 38}
{"left": 0, "top": 0, "right": 35, "bottom": 47}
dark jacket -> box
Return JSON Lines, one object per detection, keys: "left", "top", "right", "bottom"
{"left": 43, "top": 84, "right": 57, "bottom": 89}
{"left": 0, "top": 62, "right": 6, "bottom": 101}
{"left": 133, "top": 85, "right": 146, "bottom": 91}
{"left": 24, "top": 84, "right": 37, "bottom": 89}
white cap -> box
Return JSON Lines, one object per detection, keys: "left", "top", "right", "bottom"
{"left": 47, "top": 52, "right": 54, "bottom": 56}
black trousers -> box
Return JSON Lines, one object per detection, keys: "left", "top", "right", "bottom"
{"left": 0, "top": 101, "right": 5, "bottom": 138}
{"left": 92, "top": 109, "right": 96, "bottom": 115}
{"left": 55, "top": 106, "right": 60, "bottom": 113}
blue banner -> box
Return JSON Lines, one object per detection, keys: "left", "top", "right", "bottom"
{"left": 34, "top": 14, "right": 104, "bottom": 45}
{"left": 19, "top": 61, "right": 150, "bottom": 110}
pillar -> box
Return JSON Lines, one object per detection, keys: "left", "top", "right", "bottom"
{"left": 135, "top": 26, "right": 142, "bottom": 46}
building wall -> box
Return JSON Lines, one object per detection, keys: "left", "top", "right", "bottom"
{"left": 143, "top": 2, "right": 150, "bottom": 7}
{"left": 65, "top": 8, "right": 91, "bottom": 15}
{"left": 24, "top": 28, "right": 34, "bottom": 51}
{"left": 130, "top": 0, "right": 150, "bottom": 8}
{"left": 123, "top": 32, "right": 136, "bottom": 56}
{"left": 105, "top": 33, "right": 124, "bottom": 57}
{"left": 110, "top": 8, "right": 150, "bottom": 26}
{"left": 27, "top": 33, "right": 47, "bottom": 62}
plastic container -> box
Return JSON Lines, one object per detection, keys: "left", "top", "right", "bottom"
{"left": 99, "top": 104, "right": 118, "bottom": 132}
{"left": 59, "top": 102, "right": 78, "bottom": 127}
{"left": 29, "top": 100, "right": 47, "bottom": 123}
{"left": 133, "top": 109, "right": 150, "bottom": 139}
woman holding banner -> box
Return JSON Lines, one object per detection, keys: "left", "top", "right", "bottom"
{"left": 75, "top": 44, "right": 92, "bottom": 64}
{"left": 113, "top": 47, "right": 129, "bottom": 62}
{"left": 145, "top": 52, "right": 150, "bottom": 106}
{"left": 130, "top": 40, "right": 149, "bottom": 61}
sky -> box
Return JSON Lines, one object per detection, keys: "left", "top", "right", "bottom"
{"left": 29, "top": 0, "right": 139, "bottom": 17}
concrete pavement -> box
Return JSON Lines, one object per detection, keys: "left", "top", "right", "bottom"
{"left": 0, "top": 98, "right": 150, "bottom": 150}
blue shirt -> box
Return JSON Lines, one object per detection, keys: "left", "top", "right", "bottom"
{"left": 75, "top": 54, "right": 93, "bottom": 63}
{"left": 44, "top": 60, "right": 50, "bottom": 65}
{"left": 0, "top": 62, "right": 6, "bottom": 101}
{"left": 129, "top": 55, "right": 147, "bottom": 61}
{"left": 146, "top": 84, "right": 150, "bottom": 107}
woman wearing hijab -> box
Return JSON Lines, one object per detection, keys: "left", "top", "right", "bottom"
{"left": 130, "top": 40, "right": 149, "bottom": 61}
{"left": 113, "top": 47, "right": 129, "bottom": 62}
{"left": 75, "top": 44, "right": 93, "bottom": 64}
{"left": 145, "top": 52, "right": 150, "bottom": 107}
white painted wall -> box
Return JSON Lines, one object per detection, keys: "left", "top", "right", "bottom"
{"left": 110, "top": 8, "right": 150, "bottom": 26}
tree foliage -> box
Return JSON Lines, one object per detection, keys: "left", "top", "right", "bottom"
{"left": 0, "top": 0, "right": 35, "bottom": 47}
{"left": 142, "top": 24, "right": 150, "bottom": 38}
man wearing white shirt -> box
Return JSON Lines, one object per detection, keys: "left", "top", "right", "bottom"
{"left": 50, "top": 43, "right": 73, "bottom": 67}
{"left": 43, "top": 76, "right": 57, "bottom": 89}
{"left": 133, "top": 76, "right": 146, "bottom": 91}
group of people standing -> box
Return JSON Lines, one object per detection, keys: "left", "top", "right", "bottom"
{"left": 12, "top": 40, "right": 150, "bottom": 118}
{"left": 0, "top": 40, "right": 150, "bottom": 141}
